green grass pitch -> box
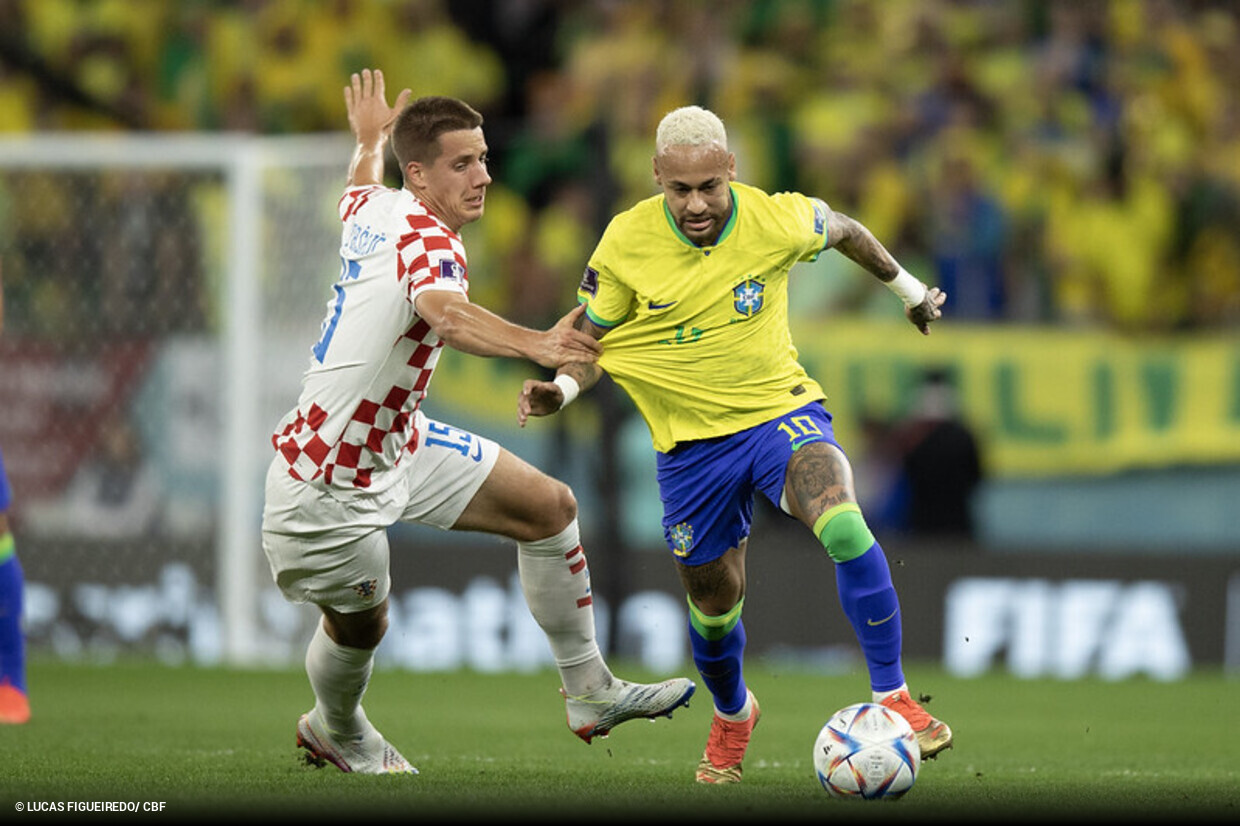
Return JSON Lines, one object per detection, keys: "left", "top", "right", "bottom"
{"left": 1, "top": 659, "right": 1236, "bottom": 823}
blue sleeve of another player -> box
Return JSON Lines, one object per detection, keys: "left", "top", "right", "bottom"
{"left": 0, "top": 447, "right": 11, "bottom": 512}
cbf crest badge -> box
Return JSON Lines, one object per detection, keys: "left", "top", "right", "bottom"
{"left": 669, "top": 522, "right": 695, "bottom": 557}
{"left": 733, "top": 278, "right": 765, "bottom": 317}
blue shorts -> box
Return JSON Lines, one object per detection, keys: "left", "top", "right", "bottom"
{"left": 0, "top": 447, "right": 11, "bottom": 512}
{"left": 656, "top": 401, "right": 842, "bottom": 566}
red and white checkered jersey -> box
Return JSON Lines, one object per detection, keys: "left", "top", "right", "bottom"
{"left": 271, "top": 185, "right": 469, "bottom": 492}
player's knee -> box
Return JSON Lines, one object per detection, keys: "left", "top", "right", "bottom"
{"left": 553, "top": 478, "right": 578, "bottom": 522}
{"left": 322, "top": 601, "right": 388, "bottom": 650}
{"left": 814, "top": 505, "right": 875, "bottom": 563}
{"left": 533, "top": 476, "right": 578, "bottom": 537}
{"left": 678, "top": 550, "right": 745, "bottom": 616}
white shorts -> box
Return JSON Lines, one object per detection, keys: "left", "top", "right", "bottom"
{"left": 261, "top": 410, "right": 500, "bottom": 613}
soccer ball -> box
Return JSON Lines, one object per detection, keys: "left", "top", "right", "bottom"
{"left": 813, "top": 702, "right": 920, "bottom": 800}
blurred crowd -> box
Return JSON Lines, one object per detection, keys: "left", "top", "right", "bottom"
{"left": 1, "top": 0, "right": 1239, "bottom": 333}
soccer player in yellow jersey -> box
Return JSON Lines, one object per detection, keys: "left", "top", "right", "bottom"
{"left": 518, "top": 105, "right": 952, "bottom": 783}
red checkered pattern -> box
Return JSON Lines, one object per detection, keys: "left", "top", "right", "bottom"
{"left": 339, "top": 185, "right": 377, "bottom": 222}
{"left": 271, "top": 186, "right": 468, "bottom": 491}
{"left": 565, "top": 546, "right": 593, "bottom": 608}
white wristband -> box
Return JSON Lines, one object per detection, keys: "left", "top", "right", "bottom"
{"left": 554, "top": 373, "right": 580, "bottom": 409}
{"left": 887, "top": 267, "right": 929, "bottom": 308}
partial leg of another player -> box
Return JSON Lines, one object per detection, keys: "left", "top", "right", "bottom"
{"left": 801, "top": 443, "right": 953, "bottom": 760}
{"left": 0, "top": 501, "right": 29, "bottom": 725}
{"left": 269, "top": 525, "right": 416, "bottom": 775}
{"left": 297, "top": 603, "right": 416, "bottom": 774}
{"left": 677, "top": 546, "right": 761, "bottom": 784}
{"left": 459, "top": 449, "right": 696, "bottom": 744}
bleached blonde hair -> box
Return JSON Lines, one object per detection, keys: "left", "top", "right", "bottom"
{"left": 655, "top": 105, "right": 728, "bottom": 155}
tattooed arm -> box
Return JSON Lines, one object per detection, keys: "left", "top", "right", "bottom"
{"left": 517, "top": 309, "right": 607, "bottom": 426}
{"left": 825, "top": 207, "right": 946, "bottom": 335}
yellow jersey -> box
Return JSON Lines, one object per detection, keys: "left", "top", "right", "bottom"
{"left": 578, "top": 182, "right": 831, "bottom": 452}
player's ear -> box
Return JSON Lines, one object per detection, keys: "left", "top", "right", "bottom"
{"left": 652, "top": 156, "right": 662, "bottom": 186}
{"left": 727, "top": 152, "right": 737, "bottom": 181}
{"left": 405, "top": 161, "right": 424, "bottom": 189}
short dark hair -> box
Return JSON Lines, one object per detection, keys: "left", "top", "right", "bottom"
{"left": 392, "top": 96, "right": 484, "bottom": 168}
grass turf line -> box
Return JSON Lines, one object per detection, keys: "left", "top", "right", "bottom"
{"left": 1, "top": 659, "right": 1236, "bottom": 823}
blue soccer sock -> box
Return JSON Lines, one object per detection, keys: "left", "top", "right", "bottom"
{"left": 687, "top": 597, "right": 749, "bottom": 716}
{"left": 0, "top": 533, "right": 26, "bottom": 694}
{"left": 834, "top": 543, "right": 905, "bottom": 693}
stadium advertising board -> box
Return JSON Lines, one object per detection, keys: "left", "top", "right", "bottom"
{"left": 18, "top": 533, "right": 1239, "bottom": 679}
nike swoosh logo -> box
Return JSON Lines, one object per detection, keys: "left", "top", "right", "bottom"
{"left": 866, "top": 609, "right": 898, "bottom": 627}
{"left": 648, "top": 300, "right": 677, "bottom": 310}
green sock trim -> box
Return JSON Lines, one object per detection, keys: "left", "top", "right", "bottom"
{"left": 811, "top": 503, "right": 861, "bottom": 539}
{"left": 0, "top": 532, "right": 13, "bottom": 563}
{"left": 687, "top": 595, "right": 744, "bottom": 641}
{"left": 813, "top": 504, "right": 875, "bottom": 563}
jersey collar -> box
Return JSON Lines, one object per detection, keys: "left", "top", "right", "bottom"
{"left": 663, "top": 185, "right": 738, "bottom": 249}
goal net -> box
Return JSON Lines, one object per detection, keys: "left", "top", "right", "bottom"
{"left": 0, "top": 134, "right": 350, "bottom": 666}
{"left": 0, "top": 133, "right": 688, "bottom": 673}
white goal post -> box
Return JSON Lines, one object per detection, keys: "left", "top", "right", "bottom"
{"left": 0, "top": 133, "right": 351, "bottom": 665}
{"left": 0, "top": 133, "right": 693, "bottom": 674}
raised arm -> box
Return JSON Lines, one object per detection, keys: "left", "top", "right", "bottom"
{"left": 343, "top": 68, "right": 411, "bottom": 188}
{"left": 825, "top": 207, "right": 946, "bottom": 335}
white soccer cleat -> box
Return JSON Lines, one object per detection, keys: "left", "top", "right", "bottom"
{"left": 296, "top": 710, "right": 418, "bottom": 775}
{"left": 564, "top": 677, "right": 696, "bottom": 744}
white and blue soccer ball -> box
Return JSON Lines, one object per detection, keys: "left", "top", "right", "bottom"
{"left": 813, "top": 702, "right": 920, "bottom": 800}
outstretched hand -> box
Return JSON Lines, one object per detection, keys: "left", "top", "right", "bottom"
{"left": 344, "top": 68, "right": 411, "bottom": 146}
{"left": 519, "top": 305, "right": 602, "bottom": 427}
{"left": 533, "top": 304, "right": 602, "bottom": 369}
{"left": 907, "top": 287, "right": 947, "bottom": 335}
{"left": 517, "top": 377, "right": 563, "bottom": 428}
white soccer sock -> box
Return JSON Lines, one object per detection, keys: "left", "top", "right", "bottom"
{"left": 306, "top": 618, "right": 374, "bottom": 736}
{"left": 517, "top": 520, "right": 612, "bottom": 696}
{"left": 716, "top": 692, "right": 754, "bottom": 722}
{"left": 873, "top": 683, "right": 909, "bottom": 704}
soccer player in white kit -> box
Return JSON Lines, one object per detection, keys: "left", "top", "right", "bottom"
{"left": 261, "top": 70, "right": 694, "bottom": 774}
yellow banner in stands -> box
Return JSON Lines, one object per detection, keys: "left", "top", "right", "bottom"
{"left": 792, "top": 320, "right": 1240, "bottom": 477}
{"left": 428, "top": 321, "right": 1240, "bottom": 479}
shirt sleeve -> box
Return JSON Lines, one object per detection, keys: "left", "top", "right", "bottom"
{"left": 398, "top": 216, "right": 469, "bottom": 306}
{"left": 577, "top": 237, "right": 635, "bottom": 329}
{"left": 338, "top": 185, "right": 386, "bottom": 222}
{"left": 807, "top": 197, "right": 831, "bottom": 260}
